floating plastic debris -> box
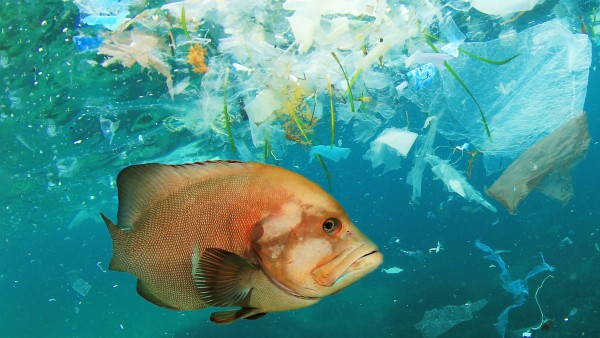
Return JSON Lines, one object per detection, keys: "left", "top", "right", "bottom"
{"left": 415, "top": 299, "right": 488, "bottom": 338}
{"left": 309, "top": 145, "right": 350, "bottom": 162}
{"left": 73, "top": 35, "right": 105, "bottom": 51}
{"left": 364, "top": 128, "right": 418, "bottom": 173}
{"left": 82, "top": 11, "right": 129, "bottom": 30}
{"left": 381, "top": 267, "right": 404, "bottom": 274}
{"left": 425, "top": 155, "right": 497, "bottom": 212}
{"left": 475, "top": 240, "right": 555, "bottom": 338}
{"left": 407, "top": 63, "right": 437, "bottom": 90}
{"left": 486, "top": 113, "right": 590, "bottom": 214}
{"left": 99, "top": 116, "right": 118, "bottom": 144}
{"left": 67, "top": 270, "right": 92, "bottom": 297}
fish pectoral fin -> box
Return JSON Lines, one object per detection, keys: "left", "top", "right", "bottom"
{"left": 136, "top": 279, "right": 177, "bottom": 310}
{"left": 192, "top": 247, "right": 259, "bottom": 307}
{"left": 210, "top": 307, "right": 264, "bottom": 324}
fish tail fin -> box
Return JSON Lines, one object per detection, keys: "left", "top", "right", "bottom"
{"left": 100, "top": 212, "right": 129, "bottom": 272}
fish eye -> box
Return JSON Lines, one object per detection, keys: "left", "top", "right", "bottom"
{"left": 322, "top": 218, "right": 341, "bottom": 235}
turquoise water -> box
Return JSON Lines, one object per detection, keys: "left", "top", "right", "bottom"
{"left": 2, "top": 0, "right": 600, "bottom": 337}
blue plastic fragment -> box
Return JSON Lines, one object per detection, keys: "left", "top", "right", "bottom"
{"left": 73, "top": 35, "right": 105, "bottom": 51}
{"left": 82, "top": 11, "right": 129, "bottom": 30}
{"left": 407, "top": 63, "right": 436, "bottom": 91}
{"left": 475, "top": 240, "right": 555, "bottom": 338}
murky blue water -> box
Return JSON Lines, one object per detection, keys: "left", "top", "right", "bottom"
{"left": 2, "top": 1, "right": 599, "bottom": 337}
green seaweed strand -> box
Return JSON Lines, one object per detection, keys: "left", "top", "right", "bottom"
{"left": 327, "top": 75, "right": 335, "bottom": 148}
{"left": 181, "top": 7, "right": 190, "bottom": 39}
{"left": 457, "top": 48, "right": 519, "bottom": 65}
{"left": 288, "top": 110, "right": 332, "bottom": 191}
{"left": 331, "top": 52, "right": 355, "bottom": 112}
{"left": 423, "top": 34, "right": 492, "bottom": 141}
{"left": 222, "top": 68, "right": 236, "bottom": 153}
{"left": 263, "top": 132, "right": 271, "bottom": 162}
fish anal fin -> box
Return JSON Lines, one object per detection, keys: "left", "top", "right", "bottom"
{"left": 136, "top": 280, "right": 177, "bottom": 310}
{"left": 210, "top": 307, "right": 262, "bottom": 324}
{"left": 192, "top": 247, "right": 258, "bottom": 307}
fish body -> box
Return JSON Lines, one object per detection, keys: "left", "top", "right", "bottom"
{"left": 101, "top": 161, "right": 382, "bottom": 323}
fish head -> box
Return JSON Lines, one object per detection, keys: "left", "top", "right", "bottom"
{"left": 251, "top": 195, "right": 382, "bottom": 299}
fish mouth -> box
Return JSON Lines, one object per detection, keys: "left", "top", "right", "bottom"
{"left": 312, "top": 243, "right": 383, "bottom": 288}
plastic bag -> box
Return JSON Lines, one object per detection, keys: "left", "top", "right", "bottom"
{"left": 406, "top": 20, "right": 591, "bottom": 174}
{"left": 486, "top": 113, "right": 590, "bottom": 213}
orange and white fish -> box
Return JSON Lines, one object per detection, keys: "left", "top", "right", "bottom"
{"left": 101, "top": 161, "right": 382, "bottom": 324}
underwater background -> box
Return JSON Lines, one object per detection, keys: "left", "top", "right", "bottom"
{"left": 1, "top": 0, "right": 600, "bottom": 337}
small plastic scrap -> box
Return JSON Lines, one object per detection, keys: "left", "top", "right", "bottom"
{"left": 415, "top": 299, "right": 488, "bottom": 338}
{"left": 407, "top": 63, "right": 437, "bottom": 90}
{"left": 425, "top": 155, "right": 497, "bottom": 212}
{"left": 99, "top": 116, "right": 118, "bottom": 144}
{"left": 67, "top": 270, "right": 92, "bottom": 297}
{"left": 82, "top": 11, "right": 129, "bottom": 30}
{"left": 428, "top": 241, "right": 444, "bottom": 254}
{"left": 364, "top": 128, "right": 418, "bottom": 173}
{"left": 486, "top": 113, "right": 590, "bottom": 214}
{"left": 244, "top": 90, "right": 284, "bottom": 126}
{"left": 73, "top": 35, "right": 105, "bottom": 51}
{"left": 309, "top": 145, "right": 350, "bottom": 162}
{"left": 381, "top": 267, "right": 404, "bottom": 274}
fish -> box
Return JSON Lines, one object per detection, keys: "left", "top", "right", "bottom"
{"left": 101, "top": 161, "right": 382, "bottom": 324}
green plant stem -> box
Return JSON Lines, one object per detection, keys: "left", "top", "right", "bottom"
{"left": 181, "top": 7, "right": 190, "bottom": 39}
{"left": 331, "top": 52, "right": 355, "bottom": 112}
{"left": 222, "top": 68, "right": 236, "bottom": 153}
{"left": 327, "top": 76, "right": 335, "bottom": 148}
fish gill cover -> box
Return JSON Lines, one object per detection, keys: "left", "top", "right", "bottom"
{"left": 1, "top": 0, "right": 600, "bottom": 337}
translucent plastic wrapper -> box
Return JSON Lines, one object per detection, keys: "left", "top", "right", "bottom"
{"left": 407, "top": 115, "right": 440, "bottom": 202}
{"left": 364, "top": 128, "right": 418, "bottom": 173}
{"left": 415, "top": 299, "right": 488, "bottom": 338}
{"left": 66, "top": 270, "right": 92, "bottom": 297}
{"left": 486, "top": 113, "right": 590, "bottom": 214}
{"left": 407, "top": 20, "right": 591, "bottom": 174}
{"left": 425, "top": 155, "right": 497, "bottom": 212}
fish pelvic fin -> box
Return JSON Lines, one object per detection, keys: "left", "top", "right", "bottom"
{"left": 210, "top": 308, "right": 265, "bottom": 324}
{"left": 100, "top": 212, "right": 129, "bottom": 272}
{"left": 192, "top": 247, "right": 259, "bottom": 307}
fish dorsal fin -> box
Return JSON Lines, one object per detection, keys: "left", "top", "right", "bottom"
{"left": 192, "top": 247, "right": 258, "bottom": 307}
{"left": 115, "top": 161, "right": 245, "bottom": 228}
{"left": 210, "top": 308, "right": 264, "bottom": 324}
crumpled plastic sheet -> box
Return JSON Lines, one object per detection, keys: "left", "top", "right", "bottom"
{"left": 486, "top": 113, "right": 590, "bottom": 213}
{"left": 415, "top": 298, "right": 488, "bottom": 338}
{"left": 364, "top": 128, "right": 418, "bottom": 173}
{"left": 425, "top": 155, "right": 497, "bottom": 212}
{"left": 405, "top": 20, "right": 591, "bottom": 174}
{"left": 407, "top": 115, "right": 440, "bottom": 203}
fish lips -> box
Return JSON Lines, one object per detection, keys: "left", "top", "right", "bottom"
{"left": 312, "top": 243, "right": 383, "bottom": 290}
